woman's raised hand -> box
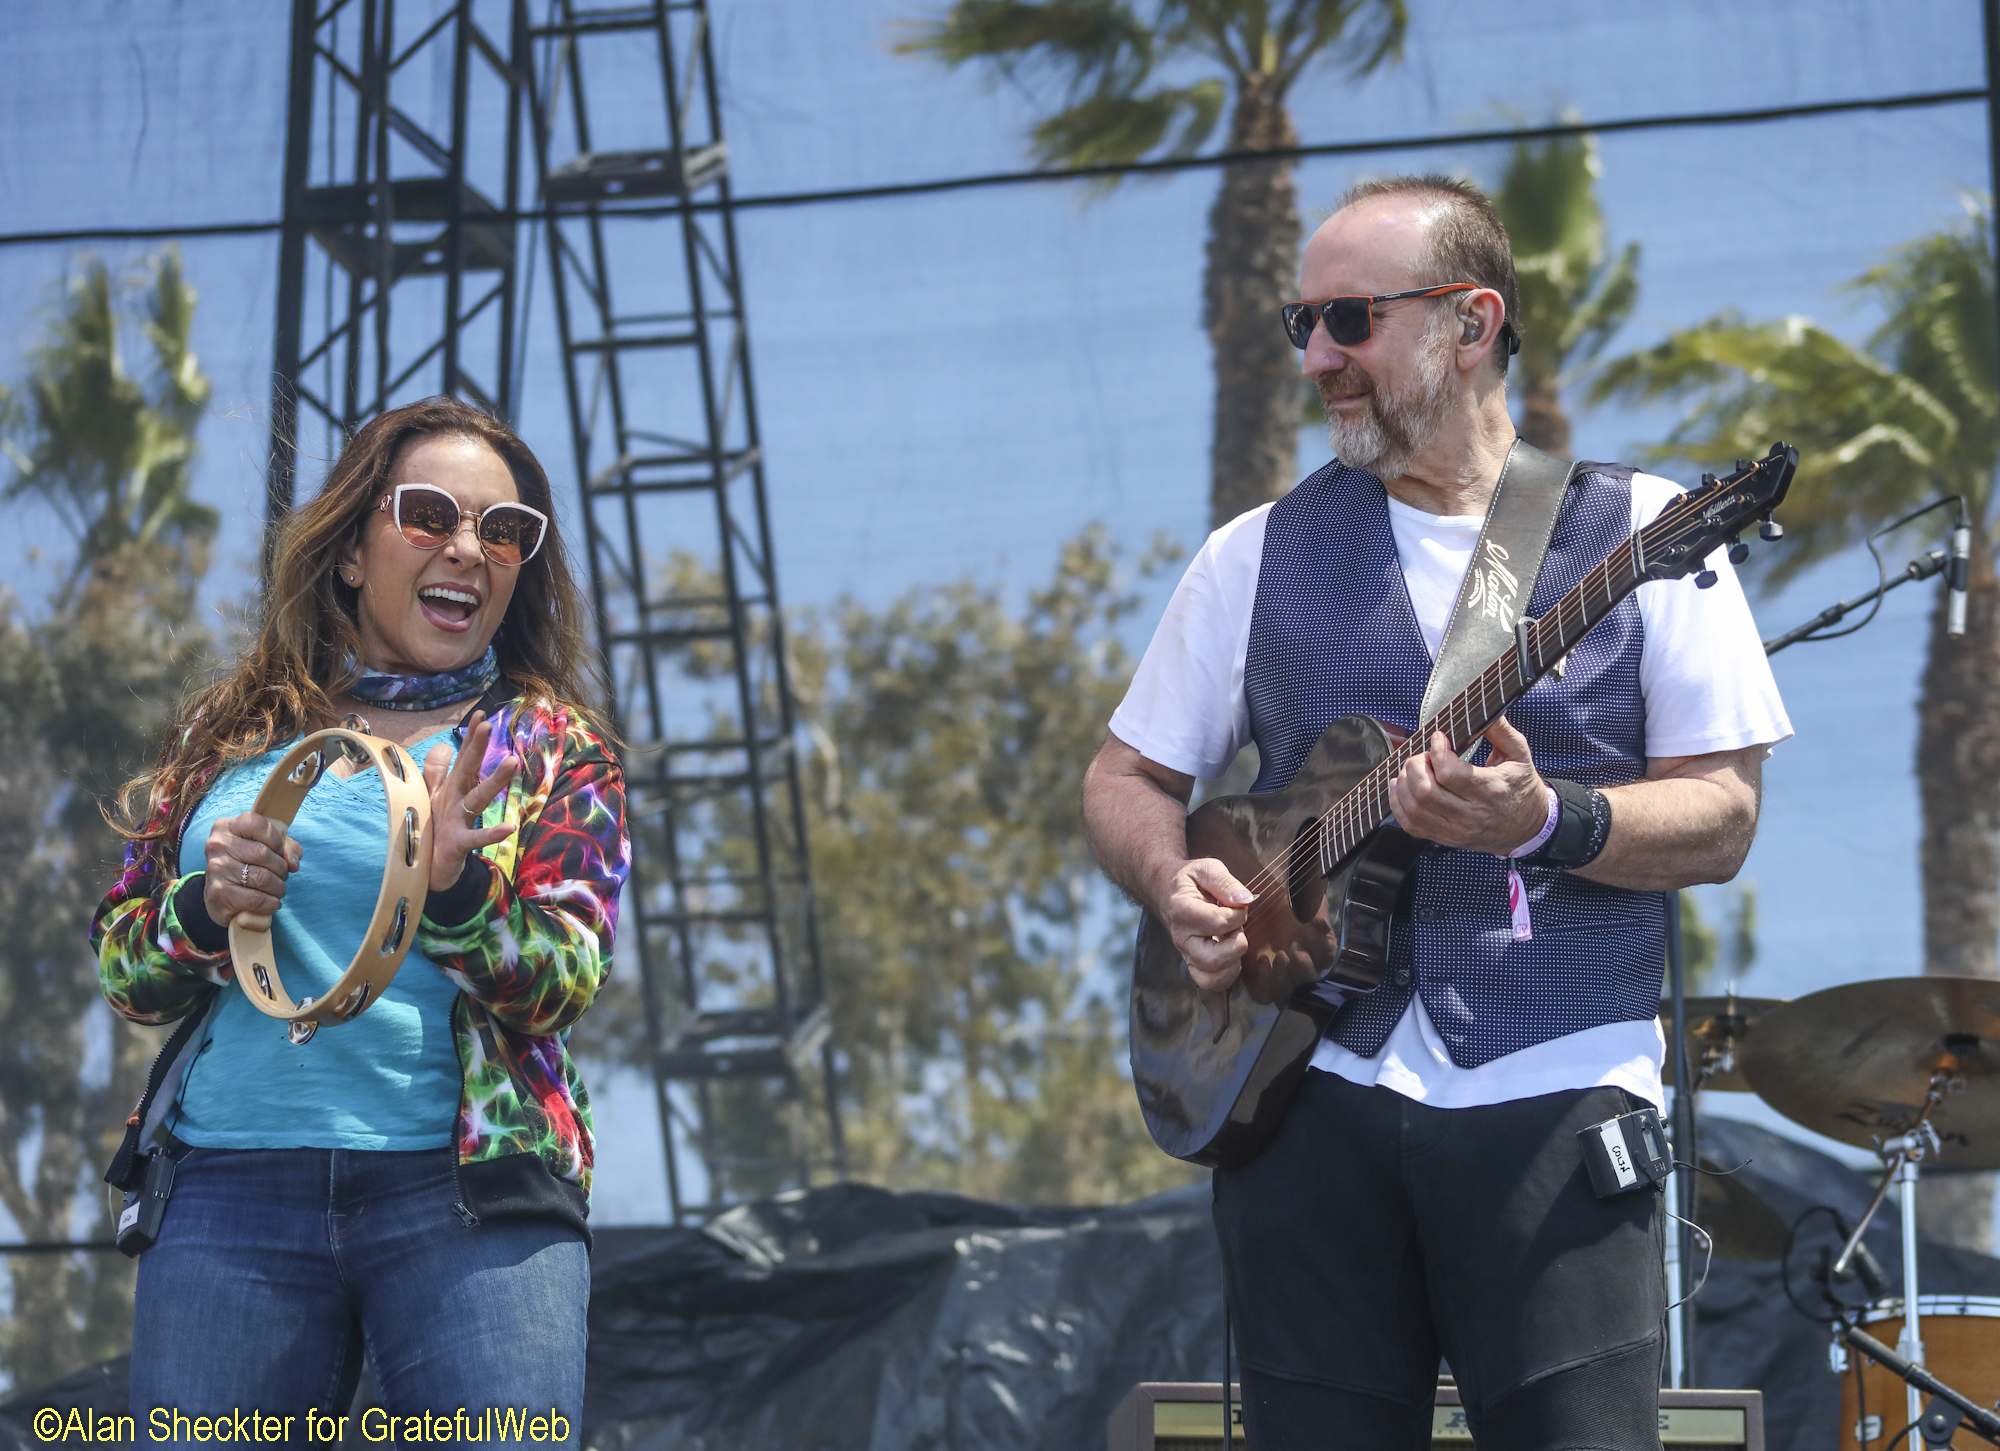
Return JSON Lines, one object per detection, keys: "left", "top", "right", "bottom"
{"left": 203, "top": 813, "right": 303, "bottom": 932}
{"left": 422, "top": 711, "right": 520, "bottom": 892}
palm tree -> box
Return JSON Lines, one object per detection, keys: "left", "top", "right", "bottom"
{"left": 1491, "top": 125, "right": 1640, "bottom": 455}
{"left": 1590, "top": 206, "right": 2000, "bottom": 1251}
{"left": 6, "top": 248, "right": 216, "bottom": 599}
{"left": 0, "top": 246, "right": 215, "bottom": 1389}
{"left": 897, "top": 1, "right": 1408, "bottom": 528}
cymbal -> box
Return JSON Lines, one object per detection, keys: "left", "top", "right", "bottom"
{"left": 1694, "top": 1157, "right": 1790, "bottom": 1263}
{"left": 1738, "top": 976, "right": 2000, "bottom": 1169}
{"left": 1659, "top": 995, "right": 1787, "bottom": 1093}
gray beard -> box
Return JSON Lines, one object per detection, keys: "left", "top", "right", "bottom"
{"left": 1322, "top": 322, "right": 1458, "bottom": 481}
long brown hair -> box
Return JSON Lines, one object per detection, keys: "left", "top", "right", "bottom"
{"left": 115, "top": 397, "right": 601, "bottom": 846}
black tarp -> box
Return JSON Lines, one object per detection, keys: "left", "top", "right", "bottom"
{"left": 4, "top": 1122, "right": 1997, "bottom": 1450}
{"left": 584, "top": 1183, "right": 1225, "bottom": 1449}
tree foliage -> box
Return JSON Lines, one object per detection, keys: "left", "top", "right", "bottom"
{"left": 1676, "top": 884, "right": 1756, "bottom": 996}
{"left": 1491, "top": 125, "right": 1640, "bottom": 456}
{"left": 1588, "top": 206, "right": 1998, "bottom": 588}
{"left": 574, "top": 530, "right": 1202, "bottom": 1207}
{"left": 794, "top": 527, "right": 1195, "bottom": 1203}
{"left": 896, "top": 1, "right": 1404, "bottom": 172}
{"left": 896, "top": 1, "right": 1410, "bottom": 528}
{"left": 5, "top": 251, "right": 216, "bottom": 599}
{"left": 1593, "top": 205, "right": 2000, "bottom": 1251}
{"left": 0, "top": 250, "right": 216, "bottom": 1390}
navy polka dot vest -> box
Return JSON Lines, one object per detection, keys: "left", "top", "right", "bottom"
{"left": 1244, "top": 458, "right": 1666, "bottom": 1068}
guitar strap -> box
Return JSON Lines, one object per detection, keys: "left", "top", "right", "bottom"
{"left": 1416, "top": 438, "right": 1579, "bottom": 726}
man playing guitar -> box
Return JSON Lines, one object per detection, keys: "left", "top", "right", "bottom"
{"left": 1083, "top": 175, "right": 1789, "bottom": 1447}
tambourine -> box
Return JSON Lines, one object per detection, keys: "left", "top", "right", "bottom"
{"left": 226, "top": 727, "right": 431, "bottom": 1033}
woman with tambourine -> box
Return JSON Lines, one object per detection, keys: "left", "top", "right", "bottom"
{"left": 92, "top": 397, "right": 627, "bottom": 1426}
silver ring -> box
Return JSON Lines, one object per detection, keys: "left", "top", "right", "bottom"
{"left": 241, "top": 864, "right": 252, "bottom": 887}
{"left": 464, "top": 809, "right": 479, "bottom": 829}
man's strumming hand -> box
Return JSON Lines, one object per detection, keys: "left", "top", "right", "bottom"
{"left": 1388, "top": 716, "right": 1551, "bottom": 856}
{"left": 1158, "top": 858, "right": 1256, "bottom": 994}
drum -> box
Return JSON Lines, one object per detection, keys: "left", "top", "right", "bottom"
{"left": 1838, "top": 1296, "right": 2000, "bottom": 1451}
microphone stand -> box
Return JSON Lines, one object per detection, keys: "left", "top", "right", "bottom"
{"left": 1666, "top": 891, "right": 1696, "bottom": 1387}
{"left": 1839, "top": 1325, "right": 2000, "bottom": 1448}
{"left": 1764, "top": 552, "right": 1947, "bottom": 656}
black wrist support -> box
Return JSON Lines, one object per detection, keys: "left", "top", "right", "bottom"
{"left": 1520, "top": 778, "right": 1610, "bottom": 870}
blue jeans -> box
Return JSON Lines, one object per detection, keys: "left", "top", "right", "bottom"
{"left": 130, "top": 1147, "right": 587, "bottom": 1444}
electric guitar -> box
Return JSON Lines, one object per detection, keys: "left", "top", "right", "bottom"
{"left": 1130, "top": 444, "right": 1798, "bottom": 1168}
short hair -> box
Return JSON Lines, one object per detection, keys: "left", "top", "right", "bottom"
{"left": 1334, "top": 174, "right": 1521, "bottom": 373}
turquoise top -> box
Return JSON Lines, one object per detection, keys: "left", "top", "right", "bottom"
{"left": 173, "top": 730, "right": 462, "bottom": 1150}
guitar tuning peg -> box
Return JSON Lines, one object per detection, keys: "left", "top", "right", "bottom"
{"left": 1759, "top": 517, "right": 1784, "bottom": 542}
{"left": 1695, "top": 569, "right": 1719, "bottom": 590}
{"left": 1728, "top": 541, "right": 1750, "bottom": 566}
{"left": 1735, "top": 460, "right": 1752, "bottom": 474}
{"left": 1700, "top": 473, "right": 1718, "bottom": 488}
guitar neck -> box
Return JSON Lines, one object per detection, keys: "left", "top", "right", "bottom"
{"left": 1317, "top": 531, "right": 1650, "bottom": 872}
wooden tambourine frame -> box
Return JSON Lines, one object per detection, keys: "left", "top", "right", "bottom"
{"left": 227, "top": 727, "right": 431, "bottom": 1029}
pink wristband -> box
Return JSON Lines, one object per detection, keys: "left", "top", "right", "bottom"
{"left": 1506, "top": 786, "right": 1561, "bottom": 859}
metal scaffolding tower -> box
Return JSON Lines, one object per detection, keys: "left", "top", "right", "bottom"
{"left": 266, "top": 0, "right": 843, "bottom": 1222}
{"left": 523, "top": 0, "right": 844, "bottom": 1220}
{"left": 268, "top": 0, "right": 528, "bottom": 517}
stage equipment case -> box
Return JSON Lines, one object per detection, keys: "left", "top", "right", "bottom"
{"left": 1106, "top": 1382, "right": 1765, "bottom": 1451}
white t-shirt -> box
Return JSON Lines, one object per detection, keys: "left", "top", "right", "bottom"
{"left": 1108, "top": 471, "right": 1793, "bottom": 1111}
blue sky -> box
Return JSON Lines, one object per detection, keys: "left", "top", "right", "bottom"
{"left": 2, "top": 0, "right": 1994, "bottom": 1221}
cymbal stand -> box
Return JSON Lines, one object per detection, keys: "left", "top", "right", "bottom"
{"left": 1691, "top": 988, "right": 1750, "bottom": 1090}
{"left": 1830, "top": 1066, "right": 1960, "bottom": 1447}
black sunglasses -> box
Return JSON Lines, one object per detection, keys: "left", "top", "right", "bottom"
{"left": 1281, "top": 283, "right": 1478, "bottom": 349}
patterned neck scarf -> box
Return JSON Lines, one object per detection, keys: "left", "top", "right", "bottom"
{"left": 347, "top": 646, "right": 500, "bottom": 712}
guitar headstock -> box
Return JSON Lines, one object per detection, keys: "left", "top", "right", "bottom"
{"left": 1639, "top": 442, "right": 1798, "bottom": 585}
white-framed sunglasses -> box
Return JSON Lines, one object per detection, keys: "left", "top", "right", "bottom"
{"left": 378, "top": 483, "right": 549, "bottom": 567}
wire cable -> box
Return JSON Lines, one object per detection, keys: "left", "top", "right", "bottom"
{"left": 1674, "top": 1157, "right": 1752, "bottom": 1177}
{"left": 1783, "top": 496, "right": 1966, "bottom": 647}
{"left": 1781, "top": 1204, "right": 1876, "bottom": 1324}
{"left": 0, "top": 84, "right": 1985, "bottom": 249}
{"left": 1665, "top": 1209, "right": 1715, "bottom": 1312}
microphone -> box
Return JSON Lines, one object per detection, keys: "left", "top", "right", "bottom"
{"left": 1949, "top": 520, "right": 1971, "bottom": 638}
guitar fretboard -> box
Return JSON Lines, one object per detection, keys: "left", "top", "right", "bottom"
{"left": 1312, "top": 529, "right": 1654, "bottom": 876}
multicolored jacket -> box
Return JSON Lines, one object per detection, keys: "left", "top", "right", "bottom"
{"left": 91, "top": 686, "right": 628, "bottom": 1228}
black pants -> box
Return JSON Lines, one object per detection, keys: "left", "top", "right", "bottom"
{"left": 1212, "top": 1073, "right": 1664, "bottom": 1451}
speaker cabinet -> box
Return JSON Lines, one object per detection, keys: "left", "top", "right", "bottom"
{"left": 1106, "top": 1382, "right": 1765, "bottom": 1451}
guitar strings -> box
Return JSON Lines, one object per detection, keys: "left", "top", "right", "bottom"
{"left": 1228, "top": 534, "right": 1637, "bottom": 925}
{"left": 1234, "top": 525, "right": 1644, "bottom": 929}
{"left": 1228, "top": 484, "right": 1749, "bottom": 927}
{"left": 1214, "top": 486, "right": 1752, "bottom": 936}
